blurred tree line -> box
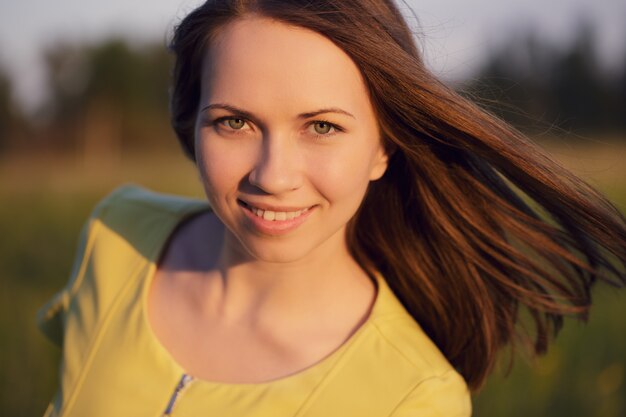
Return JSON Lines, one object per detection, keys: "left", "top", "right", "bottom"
{"left": 0, "top": 22, "right": 624, "bottom": 158}
{"left": 0, "top": 38, "right": 176, "bottom": 161}
{"left": 0, "top": 65, "right": 25, "bottom": 153}
{"left": 460, "top": 23, "right": 625, "bottom": 137}
{"left": 42, "top": 39, "right": 173, "bottom": 160}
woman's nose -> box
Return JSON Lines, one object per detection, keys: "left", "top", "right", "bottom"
{"left": 248, "top": 135, "right": 303, "bottom": 194}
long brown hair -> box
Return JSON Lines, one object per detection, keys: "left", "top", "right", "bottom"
{"left": 168, "top": 0, "right": 626, "bottom": 390}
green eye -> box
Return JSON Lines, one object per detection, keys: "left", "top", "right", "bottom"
{"left": 227, "top": 118, "right": 246, "bottom": 129}
{"left": 313, "top": 122, "right": 332, "bottom": 134}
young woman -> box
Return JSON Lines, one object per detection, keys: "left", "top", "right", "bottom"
{"left": 37, "top": 1, "right": 626, "bottom": 416}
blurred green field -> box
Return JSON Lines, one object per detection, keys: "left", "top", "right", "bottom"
{"left": 0, "top": 141, "right": 624, "bottom": 417}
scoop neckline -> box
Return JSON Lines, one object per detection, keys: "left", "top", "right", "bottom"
{"left": 139, "top": 205, "right": 385, "bottom": 389}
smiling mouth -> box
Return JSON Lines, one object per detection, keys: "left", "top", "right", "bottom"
{"left": 238, "top": 200, "right": 311, "bottom": 222}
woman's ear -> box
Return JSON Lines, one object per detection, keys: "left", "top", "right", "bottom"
{"left": 369, "top": 144, "right": 390, "bottom": 181}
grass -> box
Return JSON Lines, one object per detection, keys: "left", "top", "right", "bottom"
{"left": 0, "top": 140, "right": 624, "bottom": 417}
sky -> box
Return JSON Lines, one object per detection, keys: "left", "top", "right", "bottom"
{"left": 1, "top": 0, "right": 624, "bottom": 113}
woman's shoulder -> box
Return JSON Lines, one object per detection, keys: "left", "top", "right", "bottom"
{"left": 369, "top": 274, "right": 461, "bottom": 378}
{"left": 316, "top": 274, "right": 472, "bottom": 416}
{"left": 366, "top": 313, "right": 472, "bottom": 416}
{"left": 370, "top": 276, "right": 472, "bottom": 413}
{"left": 91, "top": 183, "right": 208, "bottom": 225}
{"left": 84, "top": 184, "right": 209, "bottom": 251}
{"left": 36, "top": 184, "right": 210, "bottom": 348}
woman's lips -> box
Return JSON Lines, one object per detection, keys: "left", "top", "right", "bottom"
{"left": 238, "top": 199, "right": 315, "bottom": 235}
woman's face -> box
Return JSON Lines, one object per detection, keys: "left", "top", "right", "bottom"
{"left": 195, "top": 16, "right": 388, "bottom": 263}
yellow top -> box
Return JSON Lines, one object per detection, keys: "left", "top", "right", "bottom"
{"left": 37, "top": 185, "right": 472, "bottom": 417}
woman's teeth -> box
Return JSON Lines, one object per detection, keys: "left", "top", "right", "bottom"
{"left": 249, "top": 206, "right": 308, "bottom": 221}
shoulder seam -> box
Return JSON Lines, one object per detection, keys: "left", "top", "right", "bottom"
{"left": 97, "top": 184, "right": 208, "bottom": 219}
{"left": 112, "top": 197, "right": 198, "bottom": 216}
{"left": 60, "top": 256, "right": 151, "bottom": 415}
{"left": 371, "top": 320, "right": 452, "bottom": 376}
{"left": 65, "top": 220, "right": 100, "bottom": 299}
{"left": 387, "top": 369, "right": 458, "bottom": 417}
{"left": 64, "top": 187, "right": 132, "bottom": 297}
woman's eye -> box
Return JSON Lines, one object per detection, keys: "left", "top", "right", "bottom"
{"left": 312, "top": 121, "right": 332, "bottom": 135}
{"left": 310, "top": 121, "right": 342, "bottom": 138}
{"left": 212, "top": 117, "right": 250, "bottom": 135}
{"left": 224, "top": 118, "right": 246, "bottom": 130}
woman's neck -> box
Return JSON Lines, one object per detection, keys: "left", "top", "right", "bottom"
{"left": 172, "top": 211, "right": 376, "bottom": 334}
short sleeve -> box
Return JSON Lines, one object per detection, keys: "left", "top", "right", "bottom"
{"left": 34, "top": 183, "right": 135, "bottom": 347}
{"left": 389, "top": 370, "right": 472, "bottom": 417}
{"left": 36, "top": 213, "right": 94, "bottom": 348}
{"left": 34, "top": 183, "right": 205, "bottom": 348}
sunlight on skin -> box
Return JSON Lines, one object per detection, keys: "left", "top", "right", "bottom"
{"left": 146, "top": 16, "right": 390, "bottom": 383}
{"left": 195, "top": 16, "right": 388, "bottom": 268}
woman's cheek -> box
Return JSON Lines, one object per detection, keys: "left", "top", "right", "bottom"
{"left": 309, "top": 154, "right": 372, "bottom": 204}
{"left": 198, "top": 140, "right": 251, "bottom": 191}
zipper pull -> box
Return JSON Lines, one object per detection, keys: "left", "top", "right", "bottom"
{"left": 163, "top": 373, "right": 194, "bottom": 416}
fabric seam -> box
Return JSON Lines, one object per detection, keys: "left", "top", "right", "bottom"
{"left": 292, "top": 325, "right": 373, "bottom": 417}
{"left": 59, "top": 258, "right": 149, "bottom": 417}
{"left": 371, "top": 321, "right": 448, "bottom": 374}
{"left": 386, "top": 370, "right": 456, "bottom": 416}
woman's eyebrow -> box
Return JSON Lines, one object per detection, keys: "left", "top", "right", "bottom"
{"left": 201, "top": 103, "right": 355, "bottom": 120}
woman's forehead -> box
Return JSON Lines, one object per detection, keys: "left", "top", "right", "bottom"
{"left": 200, "top": 16, "right": 371, "bottom": 116}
